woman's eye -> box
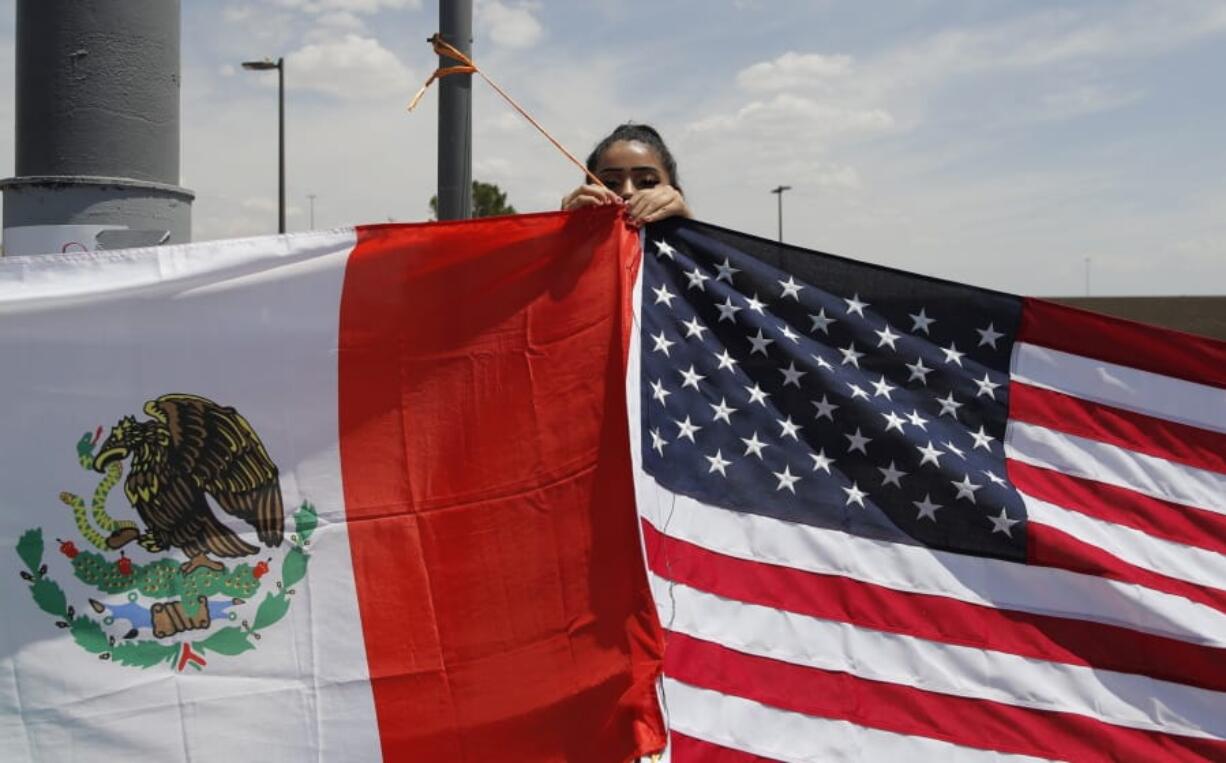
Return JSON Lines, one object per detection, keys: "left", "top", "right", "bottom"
{"left": 635, "top": 176, "right": 660, "bottom": 189}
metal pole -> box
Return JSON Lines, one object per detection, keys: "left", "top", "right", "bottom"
{"left": 1085, "top": 257, "right": 1091, "bottom": 296}
{"left": 438, "top": 0, "right": 472, "bottom": 220}
{"left": 278, "top": 57, "right": 286, "bottom": 234}
{"left": 770, "top": 185, "right": 791, "bottom": 243}
{"left": 307, "top": 194, "right": 316, "bottom": 229}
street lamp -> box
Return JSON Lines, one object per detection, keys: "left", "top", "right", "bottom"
{"left": 241, "top": 57, "right": 285, "bottom": 234}
{"left": 770, "top": 185, "right": 792, "bottom": 243}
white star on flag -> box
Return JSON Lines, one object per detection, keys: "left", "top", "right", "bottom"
{"left": 710, "top": 398, "right": 736, "bottom": 424}
{"left": 705, "top": 450, "right": 731, "bottom": 476}
{"left": 989, "top": 508, "right": 1021, "bottom": 536}
{"left": 748, "top": 329, "right": 774, "bottom": 355}
{"left": 809, "top": 448, "right": 834, "bottom": 473}
{"left": 812, "top": 395, "right": 838, "bottom": 420}
{"left": 773, "top": 466, "right": 800, "bottom": 493}
{"left": 714, "top": 348, "right": 738, "bottom": 372}
{"left": 840, "top": 343, "right": 864, "bottom": 368}
{"left": 874, "top": 325, "right": 900, "bottom": 349}
{"left": 842, "top": 482, "right": 868, "bottom": 507}
{"left": 977, "top": 323, "right": 1004, "bottom": 348}
{"left": 675, "top": 416, "right": 702, "bottom": 442}
{"left": 951, "top": 474, "right": 982, "bottom": 503}
{"left": 650, "top": 379, "right": 670, "bottom": 405}
{"left": 741, "top": 432, "right": 768, "bottom": 458}
{"left": 809, "top": 309, "right": 836, "bottom": 334}
{"left": 879, "top": 461, "right": 907, "bottom": 487}
{"left": 685, "top": 267, "right": 710, "bottom": 291}
{"left": 715, "top": 258, "right": 740, "bottom": 283}
{"left": 845, "top": 428, "right": 871, "bottom": 454}
{"left": 913, "top": 494, "right": 941, "bottom": 521}
{"left": 917, "top": 441, "right": 943, "bottom": 467}
{"left": 716, "top": 297, "right": 742, "bottom": 322}
{"left": 745, "top": 383, "right": 770, "bottom": 406}
{"left": 679, "top": 365, "right": 705, "bottom": 390}
{"left": 941, "top": 342, "right": 965, "bottom": 366}
{"left": 780, "top": 362, "right": 806, "bottom": 387}
{"left": 908, "top": 308, "right": 935, "bottom": 334}
{"left": 905, "top": 357, "right": 932, "bottom": 384}
{"left": 974, "top": 373, "right": 1001, "bottom": 399}
{"left": 778, "top": 277, "right": 804, "bottom": 300}
{"left": 651, "top": 331, "right": 674, "bottom": 356}
{"left": 683, "top": 317, "right": 708, "bottom": 340}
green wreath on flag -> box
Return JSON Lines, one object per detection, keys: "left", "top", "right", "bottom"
{"left": 14, "top": 428, "right": 317, "bottom": 672}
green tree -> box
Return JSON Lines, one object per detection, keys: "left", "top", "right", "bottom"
{"left": 429, "top": 181, "right": 516, "bottom": 220}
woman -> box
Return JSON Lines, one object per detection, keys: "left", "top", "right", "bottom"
{"left": 561, "top": 123, "right": 692, "bottom": 225}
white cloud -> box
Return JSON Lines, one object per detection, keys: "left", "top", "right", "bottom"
{"left": 223, "top": 5, "right": 256, "bottom": 23}
{"left": 1037, "top": 83, "right": 1143, "bottom": 122}
{"left": 689, "top": 94, "right": 894, "bottom": 139}
{"left": 287, "top": 34, "right": 414, "bottom": 99}
{"left": 267, "top": 0, "right": 421, "bottom": 14}
{"left": 736, "top": 52, "right": 853, "bottom": 92}
{"left": 478, "top": 1, "right": 544, "bottom": 49}
{"left": 314, "top": 11, "right": 368, "bottom": 33}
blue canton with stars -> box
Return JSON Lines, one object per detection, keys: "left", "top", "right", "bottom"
{"left": 640, "top": 219, "right": 1027, "bottom": 561}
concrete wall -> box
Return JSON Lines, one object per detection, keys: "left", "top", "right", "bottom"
{"left": 1053, "top": 296, "right": 1226, "bottom": 341}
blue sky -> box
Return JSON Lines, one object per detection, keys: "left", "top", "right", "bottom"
{"left": 1, "top": 1, "right": 1224, "bottom": 295}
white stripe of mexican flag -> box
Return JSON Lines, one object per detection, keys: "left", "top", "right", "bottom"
{"left": 0, "top": 230, "right": 377, "bottom": 761}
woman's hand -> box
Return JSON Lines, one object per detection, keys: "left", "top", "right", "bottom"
{"left": 561, "top": 183, "right": 622, "bottom": 211}
{"left": 625, "top": 185, "right": 691, "bottom": 225}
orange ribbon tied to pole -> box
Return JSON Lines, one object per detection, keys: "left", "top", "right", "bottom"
{"left": 408, "top": 33, "right": 610, "bottom": 191}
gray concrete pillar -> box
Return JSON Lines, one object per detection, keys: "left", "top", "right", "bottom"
{"left": 1, "top": 0, "right": 194, "bottom": 256}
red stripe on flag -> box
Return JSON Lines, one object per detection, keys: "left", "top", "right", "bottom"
{"left": 1028, "top": 522, "right": 1226, "bottom": 613}
{"left": 665, "top": 632, "right": 1226, "bottom": 763}
{"left": 1010, "top": 382, "right": 1226, "bottom": 476}
{"left": 339, "top": 210, "right": 663, "bottom": 761}
{"left": 669, "top": 732, "right": 777, "bottom": 762}
{"left": 642, "top": 521, "right": 1226, "bottom": 693}
{"left": 1018, "top": 298, "right": 1226, "bottom": 389}
{"left": 1008, "top": 461, "right": 1226, "bottom": 557}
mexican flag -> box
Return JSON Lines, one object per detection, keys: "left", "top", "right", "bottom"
{"left": 0, "top": 208, "right": 665, "bottom": 761}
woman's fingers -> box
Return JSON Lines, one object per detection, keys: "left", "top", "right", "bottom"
{"left": 627, "top": 186, "right": 690, "bottom": 224}
{"left": 561, "top": 184, "right": 621, "bottom": 210}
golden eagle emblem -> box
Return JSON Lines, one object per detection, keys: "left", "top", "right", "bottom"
{"left": 93, "top": 394, "right": 284, "bottom": 575}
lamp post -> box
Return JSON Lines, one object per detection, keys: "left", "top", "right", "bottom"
{"left": 241, "top": 57, "right": 285, "bottom": 234}
{"left": 307, "top": 193, "right": 316, "bottom": 229}
{"left": 770, "top": 185, "right": 792, "bottom": 243}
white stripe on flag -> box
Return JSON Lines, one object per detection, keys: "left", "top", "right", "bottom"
{"left": 0, "top": 230, "right": 382, "bottom": 762}
{"left": 636, "top": 481, "right": 1226, "bottom": 647}
{"left": 651, "top": 575, "right": 1226, "bottom": 739}
{"left": 1010, "top": 343, "right": 1226, "bottom": 434}
{"left": 660, "top": 677, "right": 1057, "bottom": 763}
{"left": 1005, "top": 421, "right": 1226, "bottom": 514}
{"left": 1023, "top": 492, "right": 1226, "bottom": 591}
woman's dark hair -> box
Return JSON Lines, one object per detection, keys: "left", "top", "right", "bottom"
{"left": 585, "top": 123, "right": 681, "bottom": 193}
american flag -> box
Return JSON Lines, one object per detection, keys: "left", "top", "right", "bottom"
{"left": 629, "top": 218, "right": 1226, "bottom": 761}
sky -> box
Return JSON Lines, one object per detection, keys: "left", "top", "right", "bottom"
{"left": 0, "top": 0, "right": 1224, "bottom": 296}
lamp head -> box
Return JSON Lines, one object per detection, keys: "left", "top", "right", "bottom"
{"left": 242, "top": 59, "right": 280, "bottom": 71}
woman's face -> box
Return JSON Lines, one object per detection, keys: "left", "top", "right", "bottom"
{"left": 594, "top": 140, "right": 671, "bottom": 199}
